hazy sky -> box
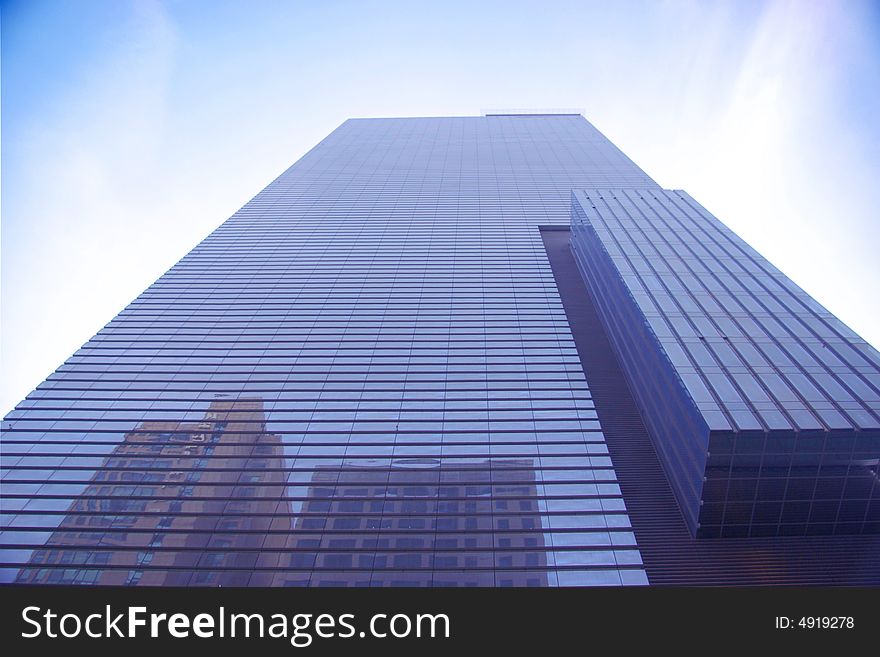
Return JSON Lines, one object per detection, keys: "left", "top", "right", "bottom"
{"left": 2, "top": 0, "right": 879, "bottom": 416}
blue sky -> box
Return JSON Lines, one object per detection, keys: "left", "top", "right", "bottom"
{"left": 2, "top": 0, "right": 879, "bottom": 415}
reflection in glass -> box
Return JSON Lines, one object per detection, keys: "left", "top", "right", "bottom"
{"left": 15, "top": 399, "right": 288, "bottom": 585}
{"left": 252, "top": 458, "right": 549, "bottom": 587}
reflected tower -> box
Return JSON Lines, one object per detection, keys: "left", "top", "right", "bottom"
{"left": 14, "top": 399, "right": 289, "bottom": 585}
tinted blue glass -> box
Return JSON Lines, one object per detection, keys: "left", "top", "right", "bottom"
{"left": 570, "top": 188, "right": 880, "bottom": 537}
{"left": 1, "top": 116, "right": 655, "bottom": 586}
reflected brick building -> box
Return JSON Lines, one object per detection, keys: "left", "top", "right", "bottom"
{"left": 15, "top": 399, "right": 289, "bottom": 585}
{"left": 253, "top": 459, "right": 549, "bottom": 587}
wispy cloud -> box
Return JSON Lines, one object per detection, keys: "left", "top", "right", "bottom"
{"left": 2, "top": 1, "right": 187, "bottom": 412}
{"left": 659, "top": 0, "right": 880, "bottom": 351}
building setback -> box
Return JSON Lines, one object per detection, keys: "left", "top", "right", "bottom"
{"left": 1, "top": 115, "right": 877, "bottom": 586}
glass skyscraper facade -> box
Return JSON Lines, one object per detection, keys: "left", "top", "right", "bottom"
{"left": 2, "top": 115, "right": 877, "bottom": 586}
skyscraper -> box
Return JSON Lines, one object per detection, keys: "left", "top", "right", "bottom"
{"left": 1, "top": 114, "right": 877, "bottom": 586}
